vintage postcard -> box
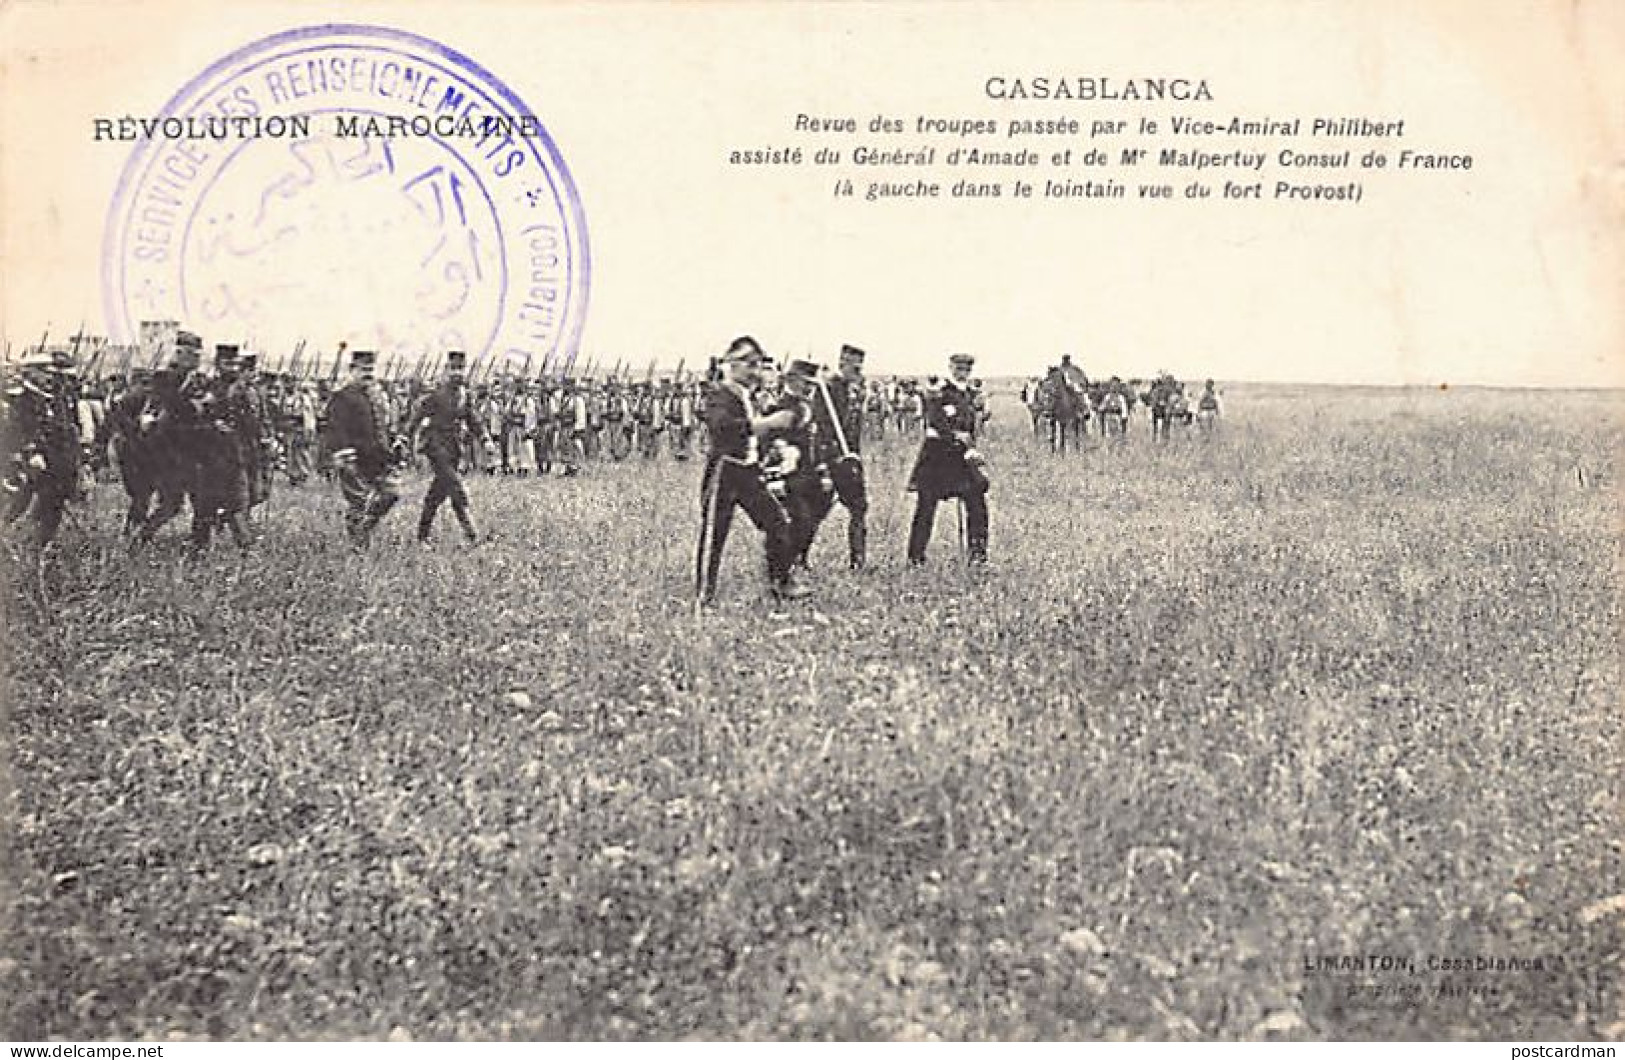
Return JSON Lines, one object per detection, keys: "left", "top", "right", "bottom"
{"left": 1, "top": 0, "right": 1620, "bottom": 1043}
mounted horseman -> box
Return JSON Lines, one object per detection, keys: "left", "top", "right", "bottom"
{"left": 1036, "top": 353, "right": 1090, "bottom": 453}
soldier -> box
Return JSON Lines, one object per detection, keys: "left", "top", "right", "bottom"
{"left": 505, "top": 379, "right": 538, "bottom": 476}
{"left": 1098, "top": 376, "right": 1130, "bottom": 440}
{"left": 763, "top": 359, "right": 827, "bottom": 572}
{"left": 100, "top": 366, "right": 157, "bottom": 532}
{"left": 534, "top": 379, "right": 558, "bottom": 474}
{"left": 286, "top": 379, "right": 319, "bottom": 484}
{"left": 2, "top": 352, "right": 81, "bottom": 547}
{"left": 469, "top": 383, "right": 495, "bottom": 473}
{"left": 906, "top": 353, "right": 990, "bottom": 566}
{"left": 634, "top": 381, "right": 661, "bottom": 459}
{"left": 669, "top": 379, "right": 697, "bottom": 460}
{"left": 486, "top": 379, "right": 510, "bottom": 472}
{"left": 803, "top": 343, "right": 869, "bottom": 570}
{"left": 133, "top": 331, "right": 207, "bottom": 547}
{"left": 695, "top": 336, "right": 807, "bottom": 605}
{"left": 561, "top": 378, "right": 589, "bottom": 475}
{"left": 185, "top": 345, "right": 254, "bottom": 553}
{"left": 411, "top": 350, "right": 483, "bottom": 545}
{"left": 603, "top": 380, "right": 631, "bottom": 460}
{"left": 325, "top": 349, "right": 404, "bottom": 548}
{"left": 1197, "top": 379, "right": 1221, "bottom": 436}
{"left": 234, "top": 352, "right": 272, "bottom": 509}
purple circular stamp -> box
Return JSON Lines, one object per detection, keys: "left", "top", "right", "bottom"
{"left": 102, "top": 23, "right": 589, "bottom": 370}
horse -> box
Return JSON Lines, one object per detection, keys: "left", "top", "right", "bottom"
{"left": 1035, "top": 368, "right": 1090, "bottom": 454}
{"left": 1144, "top": 374, "right": 1185, "bottom": 442}
{"left": 1094, "top": 381, "right": 1130, "bottom": 442}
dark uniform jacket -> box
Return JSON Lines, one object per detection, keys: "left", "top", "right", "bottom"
{"left": 702, "top": 381, "right": 757, "bottom": 465}
{"left": 193, "top": 374, "right": 255, "bottom": 510}
{"left": 145, "top": 368, "right": 201, "bottom": 440}
{"left": 811, "top": 373, "right": 863, "bottom": 463}
{"left": 907, "top": 379, "right": 985, "bottom": 497}
{"left": 414, "top": 381, "right": 480, "bottom": 463}
{"left": 762, "top": 392, "right": 816, "bottom": 483}
{"left": 326, "top": 380, "right": 396, "bottom": 474}
{"left": 3, "top": 376, "right": 79, "bottom": 491}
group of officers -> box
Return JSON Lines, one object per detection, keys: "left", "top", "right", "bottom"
{"left": 319, "top": 332, "right": 994, "bottom": 603}
{"left": 3, "top": 331, "right": 994, "bottom": 606}
{"left": 695, "top": 337, "right": 990, "bottom": 604}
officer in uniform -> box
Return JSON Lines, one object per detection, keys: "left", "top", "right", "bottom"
{"left": 695, "top": 336, "right": 807, "bottom": 605}
{"left": 2, "top": 351, "right": 80, "bottom": 547}
{"left": 411, "top": 350, "right": 483, "bottom": 544}
{"left": 188, "top": 344, "right": 254, "bottom": 553}
{"left": 233, "top": 351, "right": 272, "bottom": 510}
{"left": 133, "top": 330, "right": 207, "bottom": 547}
{"left": 804, "top": 343, "right": 870, "bottom": 570}
{"left": 906, "top": 352, "right": 989, "bottom": 566}
{"left": 325, "top": 349, "right": 404, "bottom": 548}
{"left": 102, "top": 366, "right": 156, "bottom": 532}
{"left": 764, "top": 359, "right": 827, "bottom": 572}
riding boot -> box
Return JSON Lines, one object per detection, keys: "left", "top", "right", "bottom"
{"left": 453, "top": 501, "right": 478, "bottom": 544}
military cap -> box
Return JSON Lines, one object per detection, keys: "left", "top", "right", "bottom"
{"left": 239, "top": 352, "right": 259, "bottom": 371}
{"left": 724, "top": 335, "right": 765, "bottom": 364}
{"left": 214, "top": 344, "right": 241, "bottom": 366}
{"left": 787, "top": 359, "right": 819, "bottom": 380}
{"left": 350, "top": 349, "right": 377, "bottom": 368}
{"left": 176, "top": 331, "right": 203, "bottom": 351}
{"left": 949, "top": 353, "right": 975, "bottom": 369}
{"left": 839, "top": 344, "right": 867, "bottom": 362}
{"left": 446, "top": 350, "right": 467, "bottom": 371}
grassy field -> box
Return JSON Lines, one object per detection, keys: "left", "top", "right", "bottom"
{"left": 2, "top": 384, "right": 1621, "bottom": 1040}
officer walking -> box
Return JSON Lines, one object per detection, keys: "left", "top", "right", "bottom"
{"left": 411, "top": 350, "right": 483, "bottom": 545}
{"left": 133, "top": 330, "right": 206, "bottom": 548}
{"left": 2, "top": 351, "right": 81, "bottom": 547}
{"left": 695, "top": 336, "right": 807, "bottom": 605}
{"left": 325, "top": 349, "right": 403, "bottom": 548}
{"left": 188, "top": 344, "right": 254, "bottom": 553}
{"left": 906, "top": 352, "right": 990, "bottom": 566}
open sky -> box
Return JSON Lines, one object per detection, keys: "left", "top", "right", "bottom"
{"left": 2, "top": 0, "right": 1620, "bottom": 386}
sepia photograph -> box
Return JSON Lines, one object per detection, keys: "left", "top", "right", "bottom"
{"left": 1, "top": 0, "right": 1621, "bottom": 1043}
